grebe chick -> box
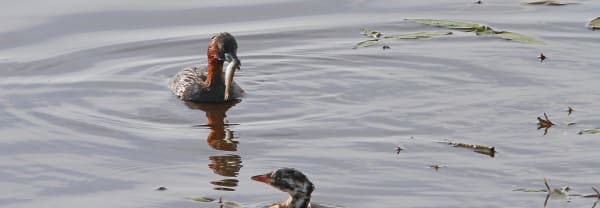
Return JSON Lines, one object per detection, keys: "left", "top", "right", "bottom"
{"left": 170, "top": 32, "right": 244, "bottom": 102}
{"left": 252, "top": 168, "right": 315, "bottom": 208}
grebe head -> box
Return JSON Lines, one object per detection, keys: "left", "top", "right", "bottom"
{"left": 208, "top": 32, "right": 241, "bottom": 101}
{"left": 209, "top": 32, "right": 240, "bottom": 65}
{"left": 252, "top": 168, "right": 314, "bottom": 208}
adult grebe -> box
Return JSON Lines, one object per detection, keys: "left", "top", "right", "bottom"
{"left": 170, "top": 32, "right": 244, "bottom": 102}
{"left": 252, "top": 168, "right": 315, "bottom": 208}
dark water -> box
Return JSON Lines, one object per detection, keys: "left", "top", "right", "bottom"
{"left": 2, "top": 1, "right": 600, "bottom": 207}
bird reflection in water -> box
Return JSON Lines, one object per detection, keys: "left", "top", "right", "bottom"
{"left": 184, "top": 100, "right": 243, "bottom": 191}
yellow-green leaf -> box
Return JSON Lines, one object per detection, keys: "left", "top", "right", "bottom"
{"left": 188, "top": 197, "right": 215, "bottom": 202}
{"left": 407, "top": 19, "right": 485, "bottom": 32}
{"left": 384, "top": 31, "right": 453, "bottom": 39}
{"left": 352, "top": 39, "right": 379, "bottom": 49}
{"left": 361, "top": 28, "right": 382, "bottom": 38}
{"left": 588, "top": 17, "right": 600, "bottom": 30}
{"left": 494, "top": 31, "right": 545, "bottom": 44}
{"left": 222, "top": 201, "right": 244, "bottom": 208}
{"left": 578, "top": 128, "right": 600, "bottom": 135}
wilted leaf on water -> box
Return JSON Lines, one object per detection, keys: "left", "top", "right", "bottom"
{"left": 361, "top": 28, "right": 382, "bottom": 38}
{"left": 406, "top": 19, "right": 485, "bottom": 32}
{"left": 589, "top": 17, "right": 600, "bottom": 30}
{"left": 384, "top": 31, "right": 453, "bottom": 39}
{"left": 537, "top": 113, "right": 554, "bottom": 129}
{"left": 526, "top": 0, "right": 576, "bottom": 6}
{"left": 352, "top": 39, "right": 379, "bottom": 49}
{"left": 222, "top": 201, "right": 244, "bottom": 208}
{"left": 189, "top": 197, "right": 216, "bottom": 202}
{"left": 494, "top": 31, "right": 545, "bottom": 44}
{"left": 578, "top": 128, "right": 600, "bottom": 135}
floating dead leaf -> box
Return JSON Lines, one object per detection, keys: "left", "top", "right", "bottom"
{"left": 589, "top": 17, "right": 600, "bottom": 30}
{"left": 567, "top": 122, "right": 577, "bottom": 126}
{"left": 578, "top": 128, "right": 600, "bottom": 135}
{"left": 537, "top": 113, "right": 554, "bottom": 135}
{"left": 494, "top": 31, "right": 545, "bottom": 44}
{"left": 384, "top": 31, "right": 453, "bottom": 39}
{"left": 353, "top": 39, "right": 379, "bottom": 49}
{"left": 526, "top": 0, "right": 578, "bottom": 6}
{"left": 189, "top": 197, "right": 216, "bottom": 202}
{"left": 538, "top": 53, "right": 546, "bottom": 62}
{"left": 436, "top": 139, "right": 496, "bottom": 157}
{"left": 361, "top": 28, "right": 382, "bottom": 38}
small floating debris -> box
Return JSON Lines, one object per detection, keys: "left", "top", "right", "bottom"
{"left": 429, "top": 164, "right": 447, "bottom": 171}
{"left": 382, "top": 45, "right": 391, "bottom": 50}
{"left": 537, "top": 113, "right": 554, "bottom": 135}
{"left": 155, "top": 186, "right": 167, "bottom": 191}
{"left": 436, "top": 139, "right": 496, "bottom": 157}
{"left": 475, "top": 0, "right": 482, "bottom": 4}
{"left": 353, "top": 39, "right": 379, "bottom": 49}
{"left": 589, "top": 17, "right": 600, "bottom": 30}
{"left": 567, "top": 106, "right": 574, "bottom": 115}
{"left": 578, "top": 128, "right": 600, "bottom": 135}
{"left": 544, "top": 178, "right": 571, "bottom": 200}
{"left": 538, "top": 53, "right": 546, "bottom": 62}
{"left": 395, "top": 144, "right": 405, "bottom": 154}
{"left": 361, "top": 28, "right": 382, "bottom": 38}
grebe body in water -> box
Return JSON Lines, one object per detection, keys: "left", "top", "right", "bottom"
{"left": 170, "top": 32, "right": 244, "bottom": 102}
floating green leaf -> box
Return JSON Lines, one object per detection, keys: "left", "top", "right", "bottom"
{"left": 384, "top": 31, "right": 453, "bottom": 39}
{"left": 526, "top": 0, "right": 576, "bottom": 6}
{"left": 222, "top": 201, "right": 244, "bottom": 208}
{"left": 494, "top": 31, "right": 545, "bottom": 44}
{"left": 588, "top": 17, "right": 600, "bottom": 30}
{"left": 188, "top": 197, "right": 216, "bottom": 202}
{"left": 513, "top": 188, "right": 547, "bottom": 192}
{"left": 406, "top": 19, "right": 486, "bottom": 32}
{"left": 361, "top": 28, "right": 382, "bottom": 38}
{"left": 578, "top": 128, "right": 600, "bottom": 135}
{"left": 352, "top": 39, "right": 379, "bottom": 49}
{"left": 407, "top": 18, "right": 544, "bottom": 44}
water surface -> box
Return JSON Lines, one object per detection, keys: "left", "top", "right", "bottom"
{"left": 2, "top": 1, "right": 600, "bottom": 207}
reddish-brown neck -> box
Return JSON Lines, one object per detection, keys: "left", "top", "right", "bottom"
{"left": 204, "top": 43, "right": 224, "bottom": 88}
